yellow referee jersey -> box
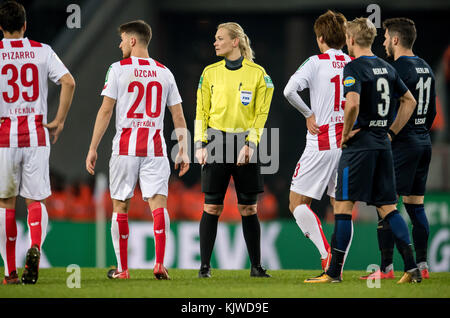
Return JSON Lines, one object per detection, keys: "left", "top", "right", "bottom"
{"left": 194, "top": 58, "right": 274, "bottom": 146}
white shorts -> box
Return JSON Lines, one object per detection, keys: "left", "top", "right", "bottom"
{"left": 0, "top": 147, "right": 51, "bottom": 200}
{"left": 290, "top": 148, "right": 341, "bottom": 200}
{"left": 109, "top": 155, "right": 170, "bottom": 201}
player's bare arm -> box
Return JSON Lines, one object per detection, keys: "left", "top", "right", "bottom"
{"left": 86, "top": 96, "right": 116, "bottom": 175}
{"left": 341, "top": 91, "right": 361, "bottom": 147}
{"left": 168, "top": 103, "right": 190, "bottom": 177}
{"left": 44, "top": 73, "right": 75, "bottom": 144}
{"left": 387, "top": 89, "right": 417, "bottom": 141}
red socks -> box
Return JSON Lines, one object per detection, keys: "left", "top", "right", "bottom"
{"left": 152, "top": 208, "right": 169, "bottom": 265}
{"left": 0, "top": 209, "right": 17, "bottom": 276}
{"left": 111, "top": 209, "right": 170, "bottom": 272}
{"left": 27, "top": 202, "right": 48, "bottom": 251}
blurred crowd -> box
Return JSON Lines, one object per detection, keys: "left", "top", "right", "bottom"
{"left": 45, "top": 174, "right": 278, "bottom": 222}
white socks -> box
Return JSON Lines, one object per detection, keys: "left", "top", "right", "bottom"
{"left": 293, "top": 204, "right": 330, "bottom": 259}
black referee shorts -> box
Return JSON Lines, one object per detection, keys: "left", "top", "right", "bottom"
{"left": 201, "top": 163, "right": 264, "bottom": 205}
{"left": 200, "top": 128, "right": 264, "bottom": 205}
{"left": 393, "top": 144, "right": 432, "bottom": 196}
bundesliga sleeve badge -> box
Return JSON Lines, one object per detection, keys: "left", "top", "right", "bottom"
{"left": 264, "top": 75, "right": 274, "bottom": 88}
{"left": 343, "top": 76, "right": 356, "bottom": 87}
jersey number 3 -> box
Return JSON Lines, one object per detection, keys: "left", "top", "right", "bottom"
{"left": 127, "top": 80, "right": 162, "bottom": 119}
{"left": 376, "top": 78, "right": 390, "bottom": 117}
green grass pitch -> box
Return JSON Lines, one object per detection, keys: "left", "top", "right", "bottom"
{"left": 1, "top": 268, "right": 449, "bottom": 298}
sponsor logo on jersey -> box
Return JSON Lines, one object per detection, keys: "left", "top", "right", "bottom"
{"left": 121, "top": 234, "right": 129, "bottom": 239}
{"left": 240, "top": 90, "right": 253, "bottom": 106}
{"left": 155, "top": 229, "right": 164, "bottom": 234}
{"left": 343, "top": 76, "right": 355, "bottom": 87}
{"left": 198, "top": 75, "right": 203, "bottom": 89}
{"left": 30, "top": 222, "right": 40, "bottom": 227}
{"left": 264, "top": 75, "right": 274, "bottom": 88}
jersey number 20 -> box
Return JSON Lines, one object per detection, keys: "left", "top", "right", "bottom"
{"left": 127, "top": 80, "right": 162, "bottom": 119}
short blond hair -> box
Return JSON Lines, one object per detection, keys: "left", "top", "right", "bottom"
{"left": 346, "top": 17, "right": 377, "bottom": 48}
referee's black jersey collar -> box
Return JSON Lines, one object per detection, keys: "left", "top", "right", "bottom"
{"left": 224, "top": 56, "right": 244, "bottom": 70}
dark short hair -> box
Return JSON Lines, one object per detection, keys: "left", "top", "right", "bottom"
{"left": 118, "top": 20, "right": 152, "bottom": 46}
{"left": 314, "top": 10, "right": 347, "bottom": 49}
{"left": 0, "top": 1, "right": 26, "bottom": 33}
{"left": 383, "top": 18, "right": 417, "bottom": 49}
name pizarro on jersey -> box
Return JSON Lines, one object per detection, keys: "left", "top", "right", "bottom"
{"left": 2, "top": 51, "right": 35, "bottom": 60}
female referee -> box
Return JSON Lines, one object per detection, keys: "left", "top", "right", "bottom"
{"left": 194, "top": 22, "right": 274, "bottom": 278}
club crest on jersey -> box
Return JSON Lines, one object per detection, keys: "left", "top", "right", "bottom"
{"left": 343, "top": 76, "right": 355, "bottom": 87}
{"left": 240, "top": 90, "right": 253, "bottom": 106}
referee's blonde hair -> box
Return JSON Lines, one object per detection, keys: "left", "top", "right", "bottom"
{"left": 218, "top": 22, "right": 255, "bottom": 62}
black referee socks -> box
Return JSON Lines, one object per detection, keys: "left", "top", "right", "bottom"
{"left": 199, "top": 211, "right": 219, "bottom": 267}
{"left": 242, "top": 214, "right": 262, "bottom": 268}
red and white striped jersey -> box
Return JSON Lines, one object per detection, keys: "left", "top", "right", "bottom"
{"left": 0, "top": 37, "right": 69, "bottom": 148}
{"left": 101, "top": 56, "right": 182, "bottom": 157}
{"left": 289, "top": 49, "right": 352, "bottom": 151}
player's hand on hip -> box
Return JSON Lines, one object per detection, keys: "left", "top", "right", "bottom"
{"left": 86, "top": 149, "right": 97, "bottom": 175}
{"left": 43, "top": 120, "right": 64, "bottom": 144}
{"left": 237, "top": 145, "right": 254, "bottom": 166}
{"left": 306, "top": 114, "right": 320, "bottom": 135}
{"left": 341, "top": 128, "right": 361, "bottom": 148}
{"left": 175, "top": 150, "right": 190, "bottom": 177}
{"left": 195, "top": 147, "right": 207, "bottom": 165}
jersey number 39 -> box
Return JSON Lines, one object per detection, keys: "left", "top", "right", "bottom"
{"left": 2, "top": 63, "right": 39, "bottom": 103}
